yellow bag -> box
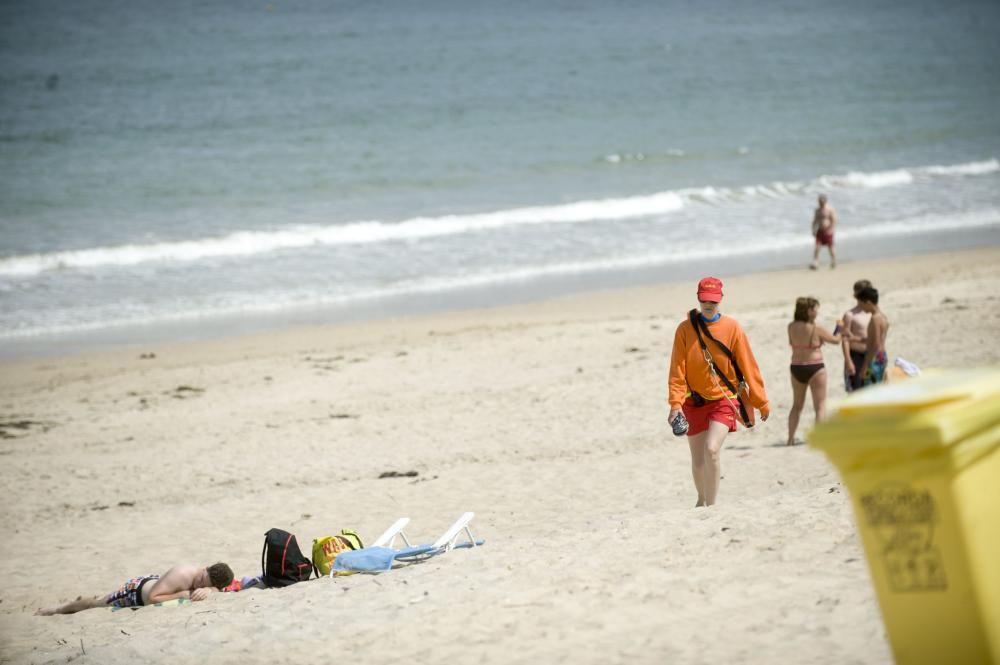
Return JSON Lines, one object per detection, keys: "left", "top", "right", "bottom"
{"left": 312, "top": 529, "right": 364, "bottom": 576}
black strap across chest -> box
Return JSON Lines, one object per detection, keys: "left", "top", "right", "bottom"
{"left": 688, "top": 309, "right": 752, "bottom": 427}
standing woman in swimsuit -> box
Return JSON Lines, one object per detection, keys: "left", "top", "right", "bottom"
{"left": 787, "top": 297, "right": 844, "bottom": 446}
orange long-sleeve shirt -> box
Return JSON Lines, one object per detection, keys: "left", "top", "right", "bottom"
{"left": 668, "top": 313, "right": 770, "bottom": 417}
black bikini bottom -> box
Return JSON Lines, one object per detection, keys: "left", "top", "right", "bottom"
{"left": 790, "top": 363, "right": 825, "bottom": 383}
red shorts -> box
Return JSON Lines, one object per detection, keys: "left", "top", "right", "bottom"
{"left": 682, "top": 397, "right": 738, "bottom": 436}
{"left": 815, "top": 229, "right": 834, "bottom": 246}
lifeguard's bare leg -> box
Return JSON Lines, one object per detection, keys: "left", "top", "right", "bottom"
{"left": 701, "top": 420, "right": 730, "bottom": 506}
{"left": 687, "top": 435, "right": 707, "bottom": 506}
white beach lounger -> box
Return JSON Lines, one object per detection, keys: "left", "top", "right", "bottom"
{"left": 431, "top": 511, "right": 478, "bottom": 552}
{"left": 371, "top": 517, "right": 412, "bottom": 548}
{"left": 331, "top": 512, "right": 484, "bottom": 574}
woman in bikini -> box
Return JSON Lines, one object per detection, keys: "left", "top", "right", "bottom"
{"left": 786, "top": 297, "right": 845, "bottom": 446}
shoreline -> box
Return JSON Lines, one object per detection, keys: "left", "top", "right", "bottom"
{"left": 1, "top": 245, "right": 999, "bottom": 664}
{"left": 1, "top": 243, "right": 998, "bottom": 372}
{"left": 2, "top": 225, "right": 998, "bottom": 362}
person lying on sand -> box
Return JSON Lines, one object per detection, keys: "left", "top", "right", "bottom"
{"left": 36, "top": 562, "right": 233, "bottom": 615}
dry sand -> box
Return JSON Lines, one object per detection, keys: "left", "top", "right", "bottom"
{"left": 2, "top": 247, "right": 999, "bottom": 664}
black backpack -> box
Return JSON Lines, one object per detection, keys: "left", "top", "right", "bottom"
{"left": 261, "top": 528, "right": 313, "bottom": 588}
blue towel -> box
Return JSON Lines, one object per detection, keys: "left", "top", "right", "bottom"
{"left": 332, "top": 547, "right": 397, "bottom": 573}
{"left": 332, "top": 541, "right": 484, "bottom": 573}
{"left": 332, "top": 545, "right": 439, "bottom": 573}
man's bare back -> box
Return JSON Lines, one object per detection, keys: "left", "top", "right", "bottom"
{"left": 146, "top": 564, "right": 215, "bottom": 604}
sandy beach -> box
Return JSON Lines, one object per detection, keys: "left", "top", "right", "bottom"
{"left": 2, "top": 246, "right": 999, "bottom": 664}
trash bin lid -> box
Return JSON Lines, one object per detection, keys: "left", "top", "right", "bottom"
{"left": 810, "top": 367, "right": 1000, "bottom": 451}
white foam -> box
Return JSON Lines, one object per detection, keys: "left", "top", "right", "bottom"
{"left": 1, "top": 157, "right": 995, "bottom": 278}
{"left": 837, "top": 208, "right": 1000, "bottom": 239}
{"left": 822, "top": 168, "right": 915, "bottom": 189}
{"left": 814, "top": 159, "right": 998, "bottom": 190}
{"left": 604, "top": 152, "right": 652, "bottom": 163}
{"left": 920, "top": 159, "right": 999, "bottom": 177}
{"left": 5, "top": 207, "right": 997, "bottom": 342}
{"left": 0, "top": 192, "right": 686, "bottom": 278}
{"left": 0, "top": 245, "right": 791, "bottom": 340}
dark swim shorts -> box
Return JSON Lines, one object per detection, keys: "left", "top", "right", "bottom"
{"left": 105, "top": 575, "right": 159, "bottom": 608}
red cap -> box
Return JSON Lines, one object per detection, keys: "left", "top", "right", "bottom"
{"left": 697, "top": 277, "right": 724, "bottom": 302}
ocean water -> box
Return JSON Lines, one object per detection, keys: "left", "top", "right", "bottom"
{"left": 2, "top": 0, "right": 999, "bottom": 355}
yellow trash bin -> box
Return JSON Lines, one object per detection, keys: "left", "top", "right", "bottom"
{"left": 809, "top": 368, "right": 1000, "bottom": 665}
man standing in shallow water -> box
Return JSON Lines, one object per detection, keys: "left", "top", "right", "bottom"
{"left": 810, "top": 194, "right": 837, "bottom": 270}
